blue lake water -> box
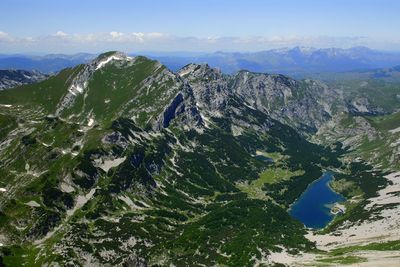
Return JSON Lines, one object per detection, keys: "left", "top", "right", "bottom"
{"left": 289, "top": 172, "right": 345, "bottom": 229}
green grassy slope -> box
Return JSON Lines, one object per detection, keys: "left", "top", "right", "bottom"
{"left": 0, "top": 53, "right": 397, "bottom": 266}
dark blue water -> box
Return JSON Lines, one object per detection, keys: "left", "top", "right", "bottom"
{"left": 289, "top": 172, "right": 345, "bottom": 229}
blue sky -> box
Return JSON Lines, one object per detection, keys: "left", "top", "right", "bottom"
{"left": 0, "top": 0, "right": 399, "bottom": 53}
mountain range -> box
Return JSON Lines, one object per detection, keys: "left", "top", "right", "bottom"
{"left": 2, "top": 47, "right": 400, "bottom": 79}
{"left": 147, "top": 46, "right": 400, "bottom": 78}
{"left": 0, "top": 52, "right": 399, "bottom": 266}
{"left": 0, "top": 53, "right": 95, "bottom": 73}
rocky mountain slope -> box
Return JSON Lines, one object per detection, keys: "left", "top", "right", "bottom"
{"left": 178, "top": 63, "right": 383, "bottom": 134}
{"left": 0, "top": 52, "right": 398, "bottom": 266}
{"left": 314, "top": 111, "right": 400, "bottom": 170}
{"left": 0, "top": 69, "right": 48, "bottom": 90}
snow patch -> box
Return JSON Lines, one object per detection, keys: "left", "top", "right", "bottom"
{"left": 179, "top": 68, "right": 193, "bottom": 77}
{"left": 199, "top": 112, "right": 211, "bottom": 128}
{"left": 87, "top": 118, "right": 95, "bottom": 127}
{"left": 389, "top": 126, "right": 400, "bottom": 134}
{"left": 60, "top": 182, "right": 75, "bottom": 193}
{"left": 95, "top": 55, "right": 126, "bottom": 70}
{"left": 25, "top": 200, "right": 41, "bottom": 207}
{"left": 118, "top": 195, "right": 145, "bottom": 210}
{"left": 68, "top": 84, "right": 84, "bottom": 95}
{"left": 243, "top": 102, "right": 256, "bottom": 110}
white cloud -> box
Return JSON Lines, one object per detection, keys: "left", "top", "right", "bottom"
{"left": 0, "top": 31, "right": 14, "bottom": 42}
{"left": 109, "top": 31, "right": 124, "bottom": 39}
{"left": 0, "top": 31, "right": 396, "bottom": 53}
{"left": 54, "top": 31, "right": 68, "bottom": 37}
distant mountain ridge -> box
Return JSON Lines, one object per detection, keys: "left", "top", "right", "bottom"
{"left": 0, "top": 69, "right": 48, "bottom": 90}
{"left": 146, "top": 46, "right": 400, "bottom": 78}
{"left": 2, "top": 47, "right": 400, "bottom": 77}
{"left": 0, "top": 53, "right": 96, "bottom": 73}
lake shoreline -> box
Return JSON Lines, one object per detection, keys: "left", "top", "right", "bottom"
{"left": 289, "top": 171, "right": 346, "bottom": 229}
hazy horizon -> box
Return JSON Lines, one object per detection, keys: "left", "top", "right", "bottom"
{"left": 1, "top": 0, "right": 399, "bottom": 53}
{"left": 1, "top": 45, "right": 400, "bottom": 58}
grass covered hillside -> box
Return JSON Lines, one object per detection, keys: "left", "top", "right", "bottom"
{"left": 0, "top": 52, "right": 398, "bottom": 266}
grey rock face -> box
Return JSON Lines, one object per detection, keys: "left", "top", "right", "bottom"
{"left": 158, "top": 93, "right": 185, "bottom": 128}
{"left": 347, "top": 97, "right": 386, "bottom": 115}
{"left": 178, "top": 64, "right": 350, "bottom": 134}
{"left": 179, "top": 64, "right": 230, "bottom": 112}
{"left": 232, "top": 73, "right": 345, "bottom": 132}
{"left": 155, "top": 89, "right": 203, "bottom": 130}
{"left": 0, "top": 69, "right": 48, "bottom": 90}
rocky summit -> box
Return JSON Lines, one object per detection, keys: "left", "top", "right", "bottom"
{"left": 0, "top": 52, "right": 399, "bottom": 266}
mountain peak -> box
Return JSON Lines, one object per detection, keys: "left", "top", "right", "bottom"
{"left": 96, "top": 50, "right": 125, "bottom": 59}
{"left": 290, "top": 46, "right": 316, "bottom": 54}
{"left": 93, "top": 51, "right": 135, "bottom": 70}
{"left": 178, "top": 63, "right": 222, "bottom": 79}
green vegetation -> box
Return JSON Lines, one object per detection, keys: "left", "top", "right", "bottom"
{"left": 322, "top": 162, "right": 389, "bottom": 233}
{"left": 330, "top": 179, "right": 362, "bottom": 198}
{"left": 259, "top": 168, "right": 304, "bottom": 184}
{"left": 237, "top": 167, "right": 304, "bottom": 200}
{"left": 330, "top": 240, "right": 400, "bottom": 256}
{"left": 310, "top": 240, "right": 400, "bottom": 266}
{"left": 365, "top": 111, "right": 400, "bottom": 131}
{"left": 317, "top": 255, "right": 366, "bottom": 265}
{"left": 1, "top": 107, "right": 328, "bottom": 265}
{"left": 151, "top": 199, "right": 313, "bottom": 266}
{"left": 0, "top": 67, "right": 81, "bottom": 113}
{"left": 0, "top": 113, "right": 17, "bottom": 140}
{"left": 256, "top": 150, "right": 284, "bottom": 162}
{"left": 328, "top": 78, "right": 400, "bottom": 114}
{"left": 1, "top": 52, "right": 398, "bottom": 266}
{"left": 317, "top": 111, "right": 400, "bottom": 171}
{"left": 61, "top": 56, "right": 177, "bottom": 128}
